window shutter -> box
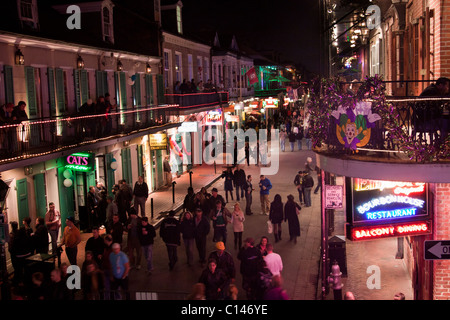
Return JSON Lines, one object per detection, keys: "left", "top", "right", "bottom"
{"left": 47, "top": 68, "right": 56, "bottom": 116}
{"left": 55, "top": 68, "right": 66, "bottom": 113}
{"left": 73, "top": 69, "right": 81, "bottom": 110}
{"left": 134, "top": 74, "right": 141, "bottom": 107}
{"left": 145, "top": 74, "right": 153, "bottom": 105}
{"left": 80, "top": 69, "right": 89, "bottom": 105}
{"left": 96, "top": 70, "right": 103, "bottom": 97}
{"left": 25, "top": 66, "right": 38, "bottom": 117}
{"left": 4, "top": 65, "right": 14, "bottom": 104}
{"left": 119, "top": 71, "right": 127, "bottom": 107}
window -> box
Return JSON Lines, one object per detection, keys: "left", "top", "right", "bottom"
{"left": 164, "top": 50, "right": 171, "bottom": 89}
{"left": 102, "top": 6, "right": 114, "bottom": 43}
{"left": 18, "top": 0, "right": 39, "bottom": 29}
{"left": 175, "top": 53, "right": 182, "bottom": 82}
{"left": 188, "top": 54, "right": 193, "bottom": 81}
{"left": 204, "top": 58, "right": 210, "bottom": 81}
{"left": 197, "top": 57, "right": 203, "bottom": 82}
{"left": 176, "top": 5, "right": 183, "bottom": 34}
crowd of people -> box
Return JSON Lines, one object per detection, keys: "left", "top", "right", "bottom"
{"left": 173, "top": 79, "right": 217, "bottom": 94}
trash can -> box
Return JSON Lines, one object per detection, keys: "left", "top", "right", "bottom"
{"left": 328, "top": 235, "right": 347, "bottom": 277}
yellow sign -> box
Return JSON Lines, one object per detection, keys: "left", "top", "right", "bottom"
{"left": 149, "top": 134, "right": 168, "bottom": 150}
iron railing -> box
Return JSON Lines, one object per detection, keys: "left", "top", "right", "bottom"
{"left": 0, "top": 105, "right": 179, "bottom": 163}
{"left": 164, "top": 91, "right": 229, "bottom": 109}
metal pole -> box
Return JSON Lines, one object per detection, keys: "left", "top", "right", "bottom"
{"left": 321, "top": 169, "right": 328, "bottom": 300}
{"left": 151, "top": 198, "right": 154, "bottom": 220}
{"left": 172, "top": 181, "right": 176, "bottom": 203}
{"left": 189, "top": 171, "right": 193, "bottom": 189}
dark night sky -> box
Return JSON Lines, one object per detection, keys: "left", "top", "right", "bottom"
{"left": 181, "top": 0, "right": 321, "bottom": 75}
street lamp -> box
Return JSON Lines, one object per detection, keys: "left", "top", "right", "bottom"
{"left": 15, "top": 48, "right": 24, "bottom": 65}
{"left": 117, "top": 59, "right": 123, "bottom": 72}
{"left": 76, "top": 55, "right": 85, "bottom": 69}
{"left": 146, "top": 63, "right": 152, "bottom": 74}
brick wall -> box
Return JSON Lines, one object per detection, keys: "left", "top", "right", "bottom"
{"left": 433, "top": 183, "right": 450, "bottom": 300}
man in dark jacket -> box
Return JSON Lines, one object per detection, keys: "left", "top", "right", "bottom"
{"left": 208, "top": 241, "right": 236, "bottom": 288}
{"left": 160, "top": 210, "right": 181, "bottom": 270}
{"left": 209, "top": 188, "right": 226, "bottom": 215}
{"left": 237, "top": 237, "right": 264, "bottom": 300}
{"left": 183, "top": 187, "right": 196, "bottom": 213}
{"left": 109, "top": 214, "right": 124, "bottom": 246}
{"left": 133, "top": 175, "right": 149, "bottom": 217}
{"left": 302, "top": 171, "right": 315, "bottom": 207}
{"left": 233, "top": 165, "right": 246, "bottom": 201}
{"left": 194, "top": 208, "right": 210, "bottom": 266}
{"left": 85, "top": 226, "right": 105, "bottom": 265}
{"left": 12, "top": 101, "right": 28, "bottom": 123}
{"left": 126, "top": 208, "right": 142, "bottom": 269}
{"left": 87, "top": 186, "right": 99, "bottom": 232}
{"left": 138, "top": 217, "right": 156, "bottom": 274}
{"left": 33, "top": 217, "right": 49, "bottom": 254}
{"left": 242, "top": 175, "right": 254, "bottom": 215}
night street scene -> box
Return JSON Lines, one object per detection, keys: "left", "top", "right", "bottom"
{"left": 0, "top": 0, "right": 449, "bottom": 309}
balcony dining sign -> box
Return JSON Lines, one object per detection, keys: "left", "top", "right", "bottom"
{"left": 346, "top": 178, "right": 431, "bottom": 241}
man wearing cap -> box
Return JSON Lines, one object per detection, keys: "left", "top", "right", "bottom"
{"left": 211, "top": 200, "right": 232, "bottom": 245}
{"left": 194, "top": 208, "right": 210, "bottom": 266}
{"left": 61, "top": 216, "right": 81, "bottom": 266}
{"left": 160, "top": 210, "right": 181, "bottom": 270}
{"left": 208, "top": 241, "right": 236, "bottom": 287}
{"left": 109, "top": 243, "right": 130, "bottom": 300}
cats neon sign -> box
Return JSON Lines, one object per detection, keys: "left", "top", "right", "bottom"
{"left": 64, "top": 152, "right": 94, "bottom": 172}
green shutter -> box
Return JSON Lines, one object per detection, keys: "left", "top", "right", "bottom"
{"left": 119, "top": 72, "right": 127, "bottom": 107}
{"left": 80, "top": 70, "right": 89, "bottom": 105}
{"left": 55, "top": 68, "right": 66, "bottom": 114}
{"left": 145, "top": 74, "right": 153, "bottom": 106}
{"left": 137, "top": 145, "right": 143, "bottom": 178}
{"left": 47, "top": 68, "right": 56, "bottom": 116}
{"left": 156, "top": 74, "right": 165, "bottom": 104}
{"left": 25, "top": 66, "right": 38, "bottom": 117}
{"left": 33, "top": 173, "right": 47, "bottom": 218}
{"left": 96, "top": 70, "right": 103, "bottom": 97}
{"left": 134, "top": 74, "right": 141, "bottom": 106}
{"left": 86, "top": 171, "right": 96, "bottom": 190}
{"left": 102, "top": 71, "right": 108, "bottom": 96}
{"left": 16, "top": 178, "right": 30, "bottom": 227}
{"left": 73, "top": 69, "right": 81, "bottom": 110}
{"left": 121, "top": 147, "right": 132, "bottom": 184}
{"left": 4, "top": 65, "right": 14, "bottom": 104}
{"left": 105, "top": 153, "right": 115, "bottom": 198}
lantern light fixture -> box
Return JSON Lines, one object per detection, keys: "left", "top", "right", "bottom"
{"left": 15, "top": 48, "right": 25, "bottom": 65}
{"left": 76, "top": 55, "right": 85, "bottom": 69}
{"left": 117, "top": 59, "right": 123, "bottom": 71}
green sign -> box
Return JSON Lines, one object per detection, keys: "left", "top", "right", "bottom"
{"left": 64, "top": 152, "right": 95, "bottom": 172}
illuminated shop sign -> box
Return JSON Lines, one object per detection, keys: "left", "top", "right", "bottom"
{"left": 352, "top": 178, "right": 427, "bottom": 224}
{"left": 262, "top": 98, "right": 278, "bottom": 108}
{"left": 349, "top": 221, "right": 431, "bottom": 241}
{"left": 205, "top": 109, "right": 223, "bottom": 125}
{"left": 149, "top": 133, "right": 168, "bottom": 150}
{"left": 64, "top": 152, "right": 94, "bottom": 172}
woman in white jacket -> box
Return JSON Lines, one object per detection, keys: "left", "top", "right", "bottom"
{"left": 231, "top": 203, "right": 245, "bottom": 250}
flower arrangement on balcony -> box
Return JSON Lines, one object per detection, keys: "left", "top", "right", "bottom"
{"left": 306, "top": 75, "right": 450, "bottom": 162}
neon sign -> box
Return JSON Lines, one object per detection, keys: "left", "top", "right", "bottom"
{"left": 366, "top": 208, "right": 417, "bottom": 220}
{"left": 356, "top": 195, "right": 425, "bottom": 215}
{"left": 205, "top": 109, "right": 222, "bottom": 125}
{"left": 354, "top": 179, "right": 425, "bottom": 196}
{"left": 63, "top": 152, "right": 94, "bottom": 172}
{"left": 351, "top": 221, "right": 430, "bottom": 241}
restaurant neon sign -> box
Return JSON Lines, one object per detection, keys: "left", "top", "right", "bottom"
{"left": 64, "top": 152, "right": 94, "bottom": 172}
{"left": 352, "top": 222, "right": 430, "bottom": 240}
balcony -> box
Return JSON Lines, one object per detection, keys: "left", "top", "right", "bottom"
{"left": 255, "top": 88, "right": 286, "bottom": 98}
{"left": 164, "top": 91, "right": 229, "bottom": 111}
{"left": 309, "top": 79, "right": 450, "bottom": 183}
{"left": 0, "top": 105, "right": 180, "bottom": 168}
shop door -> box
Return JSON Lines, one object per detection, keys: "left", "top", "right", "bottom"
{"left": 33, "top": 173, "right": 47, "bottom": 218}
{"left": 156, "top": 150, "right": 164, "bottom": 187}
{"left": 16, "top": 178, "right": 29, "bottom": 226}
{"left": 75, "top": 172, "right": 87, "bottom": 231}
{"left": 57, "top": 167, "right": 75, "bottom": 231}
{"left": 121, "top": 147, "right": 132, "bottom": 184}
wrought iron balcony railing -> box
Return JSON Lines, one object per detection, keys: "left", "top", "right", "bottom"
{"left": 0, "top": 105, "right": 179, "bottom": 164}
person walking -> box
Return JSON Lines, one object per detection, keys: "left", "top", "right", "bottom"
{"left": 231, "top": 203, "right": 245, "bottom": 250}
{"left": 109, "top": 243, "right": 130, "bottom": 300}
{"left": 138, "top": 217, "right": 156, "bottom": 274}
{"left": 106, "top": 196, "right": 118, "bottom": 230}
{"left": 233, "top": 165, "right": 246, "bottom": 201}
{"left": 133, "top": 175, "right": 149, "bottom": 217}
{"left": 294, "top": 171, "right": 304, "bottom": 205}
{"left": 263, "top": 275, "right": 289, "bottom": 300}
{"left": 302, "top": 170, "right": 314, "bottom": 207}
{"left": 269, "top": 194, "right": 284, "bottom": 243}
{"left": 160, "top": 210, "right": 181, "bottom": 270}
{"left": 109, "top": 214, "right": 124, "bottom": 247}
{"left": 100, "top": 234, "right": 114, "bottom": 300}
{"left": 208, "top": 241, "right": 236, "bottom": 289}
{"left": 61, "top": 216, "right": 81, "bottom": 266}
{"left": 221, "top": 168, "right": 234, "bottom": 203}
{"left": 259, "top": 175, "right": 272, "bottom": 215}
{"left": 284, "top": 195, "right": 301, "bottom": 244}
{"left": 163, "top": 155, "right": 172, "bottom": 187}
{"left": 45, "top": 202, "right": 61, "bottom": 254}
{"left": 180, "top": 211, "right": 196, "bottom": 266}
{"left": 243, "top": 175, "right": 254, "bottom": 215}
{"left": 87, "top": 186, "right": 99, "bottom": 232}
{"left": 237, "top": 237, "right": 264, "bottom": 300}
{"left": 126, "top": 209, "right": 142, "bottom": 269}
{"left": 296, "top": 126, "right": 303, "bottom": 150}
{"left": 264, "top": 244, "right": 283, "bottom": 277}
{"left": 198, "top": 258, "right": 228, "bottom": 300}
{"left": 183, "top": 187, "right": 196, "bottom": 213}
{"left": 194, "top": 208, "right": 210, "bottom": 267}
{"left": 279, "top": 129, "right": 287, "bottom": 152}
{"left": 211, "top": 200, "right": 232, "bottom": 245}
{"left": 288, "top": 131, "right": 296, "bottom": 152}
{"left": 85, "top": 226, "right": 105, "bottom": 266}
